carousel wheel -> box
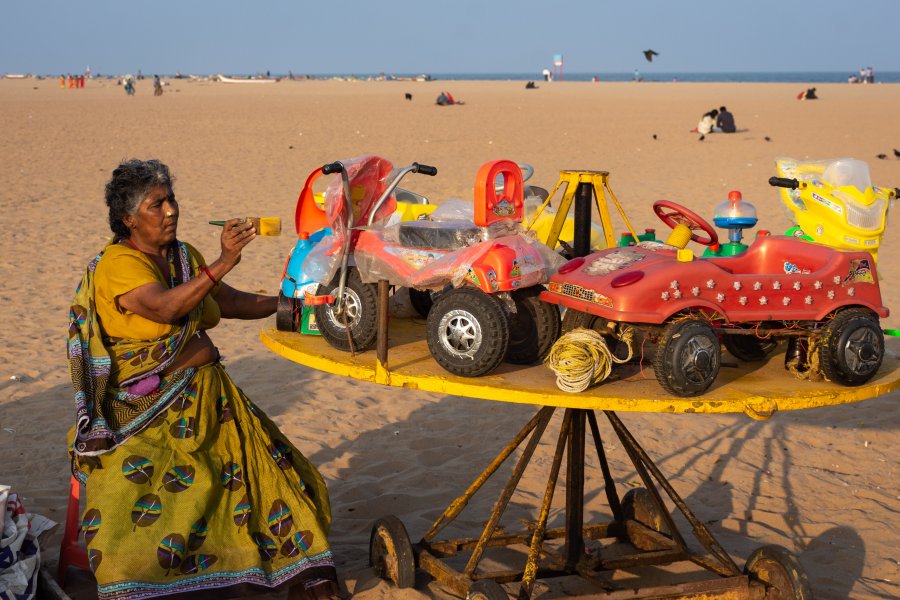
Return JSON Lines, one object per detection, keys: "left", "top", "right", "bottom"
{"left": 621, "top": 487, "right": 672, "bottom": 551}
{"left": 743, "top": 545, "right": 813, "bottom": 600}
{"left": 368, "top": 515, "right": 416, "bottom": 589}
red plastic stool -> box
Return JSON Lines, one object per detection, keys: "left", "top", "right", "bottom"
{"left": 57, "top": 474, "right": 91, "bottom": 587}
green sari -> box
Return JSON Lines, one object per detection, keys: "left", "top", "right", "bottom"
{"left": 68, "top": 241, "right": 335, "bottom": 599}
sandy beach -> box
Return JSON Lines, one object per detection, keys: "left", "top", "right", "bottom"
{"left": 1, "top": 76, "right": 899, "bottom": 599}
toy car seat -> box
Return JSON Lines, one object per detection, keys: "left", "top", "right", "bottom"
{"left": 294, "top": 167, "right": 330, "bottom": 236}
{"left": 396, "top": 159, "right": 524, "bottom": 249}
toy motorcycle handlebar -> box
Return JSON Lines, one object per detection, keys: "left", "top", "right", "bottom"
{"left": 412, "top": 162, "right": 438, "bottom": 176}
{"left": 322, "top": 162, "right": 344, "bottom": 174}
{"left": 768, "top": 176, "right": 800, "bottom": 189}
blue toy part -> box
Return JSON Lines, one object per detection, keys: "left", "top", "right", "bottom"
{"left": 713, "top": 191, "right": 757, "bottom": 245}
{"left": 281, "top": 228, "right": 331, "bottom": 299}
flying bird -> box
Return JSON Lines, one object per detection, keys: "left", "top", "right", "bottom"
{"left": 764, "top": 136, "right": 771, "bottom": 142}
{"left": 894, "top": 148, "right": 900, "bottom": 157}
{"left": 877, "top": 153, "right": 887, "bottom": 160}
{"left": 643, "top": 49, "right": 659, "bottom": 62}
{"left": 652, "top": 134, "right": 657, "bottom": 140}
{"left": 699, "top": 134, "right": 705, "bottom": 142}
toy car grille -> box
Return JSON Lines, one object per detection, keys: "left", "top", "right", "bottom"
{"left": 562, "top": 283, "right": 596, "bottom": 301}
{"left": 844, "top": 196, "right": 887, "bottom": 230}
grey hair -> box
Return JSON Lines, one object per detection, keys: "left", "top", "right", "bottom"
{"left": 105, "top": 159, "right": 174, "bottom": 240}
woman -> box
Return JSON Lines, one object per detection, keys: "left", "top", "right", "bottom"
{"left": 67, "top": 159, "right": 340, "bottom": 599}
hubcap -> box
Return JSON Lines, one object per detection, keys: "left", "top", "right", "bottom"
{"left": 844, "top": 327, "right": 881, "bottom": 372}
{"left": 438, "top": 309, "right": 482, "bottom": 359}
{"left": 683, "top": 334, "right": 717, "bottom": 383}
{"left": 327, "top": 287, "right": 361, "bottom": 330}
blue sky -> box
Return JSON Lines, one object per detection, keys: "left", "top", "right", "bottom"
{"left": 3, "top": 0, "right": 898, "bottom": 75}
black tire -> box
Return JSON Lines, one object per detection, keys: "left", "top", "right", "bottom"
{"left": 562, "top": 310, "right": 630, "bottom": 361}
{"left": 561, "top": 308, "right": 602, "bottom": 334}
{"left": 743, "top": 545, "right": 813, "bottom": 600}
{"left": 506, "top": 288, "right": 561, "bottom": 364}
{"left": 467, "top": 579, "right": 509, "bottom": 600}
{"left": 621, "top": 488, "right": 671, "bottom": 551}
{"left": 408, "top": 288, "right": 434, "bottom": 318}
{"left": 427, "top": 287, "right": 509, "bottom": 377}
{"left": 818, "top": 308, "right": 884, "bottom": 385}
{"left": 653, "top": 318, "right": 721, "bottom": 397}
{"left": 313, "top": 268, "right": 378, "bottom": 352}
{"left": 368, "top": 515, "right": 416, "bottom": 589}
{"left": 275, "top": 292, "right": 300, "bottom": 332}
{"left": 723, "top": 334, "right": 778, "bottom": 362}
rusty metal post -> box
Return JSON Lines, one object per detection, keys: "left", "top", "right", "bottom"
{"left": 586, "top": 411, "right": 623, "bottom": 520}
{"left": 564, "top": 410, "right": 586, "bottom": 571}
{"left": 604, "top": 411, "right": 742, "bottom": 576}
{"left": 519, "top": 410, "right": 572, "bottom": 599}
{"left": 376, "top": 280, "right": 389, "bottom": 368}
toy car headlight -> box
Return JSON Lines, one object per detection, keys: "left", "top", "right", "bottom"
{"left": 611, "top": 270, "right": 645, "bottom": 287}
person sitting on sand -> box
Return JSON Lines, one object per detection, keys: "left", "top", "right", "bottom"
{"left": 67, "top": 159, "right": 340, "bottom": 600}
{"left": 797, "top": 87, "right": 818, "bottom": 100}
{"left": 436, "top": 91, "right": 464, "bottom": 105}
{"left": 695, "top": 109, "right": 719, "bottom": 135}
{"left": 716, "top": 106, "right": 736, "bottom": 133}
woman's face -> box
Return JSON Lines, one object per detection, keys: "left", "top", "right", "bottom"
{"left": 127, "top": 185, "right": 179, "bottom": 247}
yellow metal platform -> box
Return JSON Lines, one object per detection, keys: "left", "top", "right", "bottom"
{"left": 261, "top": 319, "right": 900, "bottom": 419}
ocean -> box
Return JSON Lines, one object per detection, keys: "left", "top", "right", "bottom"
{"left": 299, "top": 71, "right": 900, "bottom": 84}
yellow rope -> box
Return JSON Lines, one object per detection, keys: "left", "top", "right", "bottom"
{"left": 545, "top": 327, "right": 634, "bottom": 393}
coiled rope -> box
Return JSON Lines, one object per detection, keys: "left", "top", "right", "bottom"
{"left": 545, "top": 327, "right": 635, "bottom": 392}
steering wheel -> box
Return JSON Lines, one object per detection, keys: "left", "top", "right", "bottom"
{"left": 653, "top": 199, "right": 719, "bottom": 247}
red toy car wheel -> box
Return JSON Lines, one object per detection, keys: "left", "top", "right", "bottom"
{"left": 818, "top": 308, "right": 884, "bottom": 385}
{"left": 653, "top": 317, "right": 721, "bottom": 396}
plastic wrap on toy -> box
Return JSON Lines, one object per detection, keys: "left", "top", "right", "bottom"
{"left": 410, "top": 233, "right": 565, "bottom": 290}
{"left": 429, "top": 198, "right": 474, "bottom": 221}
{"left": 394, "top": 219, "right": 487, "bottom": 249}
{"left": 300, "top": 232, "right": 341, "bottom": 286}
{"left": 324, "top": 154, "right": 396, "bottom": 229}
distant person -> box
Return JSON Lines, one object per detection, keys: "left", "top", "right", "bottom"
{"left": 542, "top": 68, "right": 552, "bottom": 82}
{"left": 797, "top": 87, "right": 818, "bottom": 100}
{"left": 695, "top": 109, "right": 719, "bottom": 135}
{"left": 865, "top": 66, "right": 874, "bottom": 83}
{"left": 153, "top": 75, "right": 163, "bottom": 96}
{"left": 124, "top": 76, "right": 135, "bottom": 96}
{"left": 436, "top": 91, "right": 463, "bottom": 106}
{"left": 716, "top": 106, "right": 736, "bottom": 133}
{"left": 525, "top": 81, "right": 537, "bottom": 89}
{"left": 633, "top": 69, "right": 642, "bottom": 82}
{"left": 848, "top": 73, "right": 860, "bottom": 84}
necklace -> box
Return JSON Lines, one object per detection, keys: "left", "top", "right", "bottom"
{"left": 123, "top": 238, "right": 176, "bottom": 288}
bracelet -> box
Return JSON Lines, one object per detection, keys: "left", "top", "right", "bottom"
{"left": 198, "top": 264, "right": 218, "bottom": 285}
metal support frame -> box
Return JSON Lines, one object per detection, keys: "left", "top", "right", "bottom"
{"left": 413, "top": 407, "right": 757, "bottom": 599}
{"left": 525, "top": 170, "right": 640, "bottom": 253}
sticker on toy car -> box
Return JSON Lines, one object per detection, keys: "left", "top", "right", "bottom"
{"left": 811, "top": 192, "right": 843, "bottom": 215}
{"left": 845, "top": 258, "right": 874, "bottom": 284}
{"left": 583, "top": 248, "right": 646, "bottom": 276}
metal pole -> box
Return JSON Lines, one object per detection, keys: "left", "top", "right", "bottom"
{"left": 574, "top": 181, "right": 593, "bottom": 257}
{"left": 376, "top": 280, "right": 389, "bottom": 368}
{"left": 564, "top": 410, "right": 586, "bottom": 571}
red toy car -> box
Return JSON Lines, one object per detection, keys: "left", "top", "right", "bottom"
{"left": 540, "top": 200, "right": 888, "bottom": 397}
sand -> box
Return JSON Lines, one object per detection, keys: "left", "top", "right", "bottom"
{"left": 1, "top": 76, "right": 899, "bottom": 599}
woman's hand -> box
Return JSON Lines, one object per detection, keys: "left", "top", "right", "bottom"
{"left": 219, "top": 218, "right": 256, "bottom": 269}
